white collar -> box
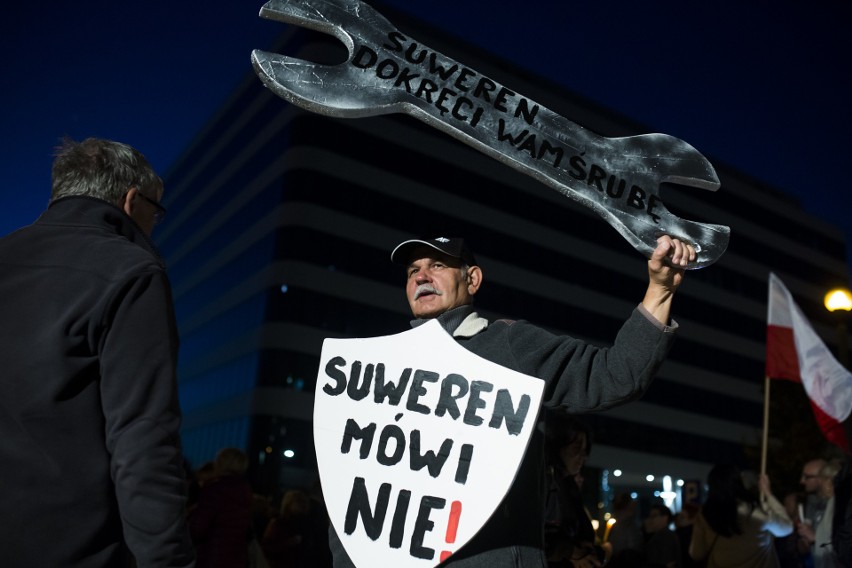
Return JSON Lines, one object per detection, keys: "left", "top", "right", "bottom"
{"left": 453, "top": 311, "right": 489, "bottom": 338}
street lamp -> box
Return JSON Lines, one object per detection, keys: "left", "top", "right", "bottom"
{"left": 824, "top": 287, "right": 852, "bottom": 368}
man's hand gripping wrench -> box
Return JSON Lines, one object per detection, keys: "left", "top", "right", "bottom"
{"left": 251, "top": 0, "right": 730, "bottom": 268}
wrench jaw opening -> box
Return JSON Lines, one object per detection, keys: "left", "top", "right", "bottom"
{"left": 259, "top": 0, "right": 356, "bottom": 53}
{"left": 615, "top": 133, "right": 721, "bottom": 192}
{"left": 539, "top": 132, "right": 727, "bottom": 268}
{"left": 547, "top": 178, "right": 729, "bottom": 270}
{"left": 259, "top": 0, "right": 395, "bottom": 34}
{"left": 589, "top": 132, "right": 727, "bottom": 268}
{"left": 251, "top": 49, "right": 412, "bottom": 118}
{"left": 651, "top": 199, "right": 731, "bottom": 270}
{"left": 252, "top": 0, "right": 411, "bottom": 117}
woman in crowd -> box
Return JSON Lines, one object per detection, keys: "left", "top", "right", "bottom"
{"left": 690, "top": 464, "right": 793, "bottom": 567}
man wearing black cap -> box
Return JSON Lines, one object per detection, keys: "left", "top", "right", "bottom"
{"left": 394, "top": 236, "right": 483, "bottom": 321}
{"left": 328, "top": 234, "right": 694, "bottom": 567}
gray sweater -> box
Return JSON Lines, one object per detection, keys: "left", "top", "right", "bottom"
{"left": 332, "top": 303, "right": 676, "bottom": 567}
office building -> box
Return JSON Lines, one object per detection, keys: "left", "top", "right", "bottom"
{"left": 156, "top": 14, "right": 849, "bottom": 503}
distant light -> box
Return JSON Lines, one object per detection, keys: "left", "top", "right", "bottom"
{"left": 280, "top": 284, "right": 289, "bottom": 293}
{"left": 646, "top": 474, "right": 655, "bottom": 482}
{"left": 283, "top": 449, "right": 295, "bottom": 458}
{"left": 654, "top": 491, "right": 661, "bottom": 497}
{"left": 613, "top": 469, "right": 622, "bottom": 477}
{"left": 630, "top": 492, "right": 638, "bottom": 499}
{"left": 677, "top": 479, "right": 684, "bottom": 487}
{"left": 591, "top": 519, "right": 600, "bottom": 531}
{"left": 661, "top": 476, "right": 677, "bottom": 508}
{"left": 265, "top": 446, "right": 273, "bottom": 454}
{"left": 825, "top": 288, "right": 852, "bottom": 312}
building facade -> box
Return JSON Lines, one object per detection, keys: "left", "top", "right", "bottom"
{"left": 156, "top": 16, "right": 849, "bottom": 503}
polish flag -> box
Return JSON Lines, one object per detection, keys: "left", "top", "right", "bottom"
{"left": 766, "top": 273, "right": 852, "bottom": 451}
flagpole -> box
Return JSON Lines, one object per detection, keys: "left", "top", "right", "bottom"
{"left": 761, "top": 375, "right": 770, "bottom": 476}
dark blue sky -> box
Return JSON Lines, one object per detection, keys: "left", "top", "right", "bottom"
{"left": 3, "top": 1, "right": 851, "bottom": 280}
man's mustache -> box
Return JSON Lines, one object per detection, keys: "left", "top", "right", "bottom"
{"left": 414, "top": 284, "right": 443, "bottom": 300}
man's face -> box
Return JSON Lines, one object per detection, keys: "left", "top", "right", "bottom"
{"left": 800, "top": 460, "right": 825, "bottom": 494}
{"left": 405, "top": 248, "right": 480, "bottom": 319}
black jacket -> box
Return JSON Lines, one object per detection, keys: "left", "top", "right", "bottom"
{"left": 0, "top": 197, "right": 194, "bottom": 567}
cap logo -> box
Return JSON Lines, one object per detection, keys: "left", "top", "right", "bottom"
{"left": 435, "top": 237, "right": 450, "bottom": 243}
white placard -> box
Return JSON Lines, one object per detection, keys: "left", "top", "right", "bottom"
{"left": 314, "top": 320, "right": 544, "bottom": 567}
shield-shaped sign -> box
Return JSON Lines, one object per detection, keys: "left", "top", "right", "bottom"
{"left": 314, "top": 320, "right": 545, "bottom": 567}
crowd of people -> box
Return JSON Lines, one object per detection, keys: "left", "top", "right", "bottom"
{"left": 538, "top": 416, "right": 851, "bottom": 568}
{"left": 185, "top": 448, "right": 332, "bottom": 568}
{"left": 185, "top": 433, "right": 851, "bottom": 568}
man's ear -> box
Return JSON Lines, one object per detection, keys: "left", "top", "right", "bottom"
{"left": 466, "top": 265, "right": 483, "bottom": 296}
{"left": 121, "top": 187, "right": 137, "bottom": 217}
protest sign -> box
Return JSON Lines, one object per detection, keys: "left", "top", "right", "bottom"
{"left": 315, "top": 320, "right": 545, "bottom": 567}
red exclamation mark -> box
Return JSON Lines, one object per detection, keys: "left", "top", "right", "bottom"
{"left": 439, "top": 500, "right": 462, "bottom": 563}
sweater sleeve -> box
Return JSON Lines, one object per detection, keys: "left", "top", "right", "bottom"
{"left": 98, "top": 270, "right": 195, "bottom": 567}
{"left": 759, "top": 494, "right": 794, "bottom": 537}
{"left": 506, "top": 306, "right": 676, "bottom": 412}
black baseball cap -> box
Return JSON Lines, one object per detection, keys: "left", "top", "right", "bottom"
{"left": 390, "top": 237, "right": 477, "bottom": 266}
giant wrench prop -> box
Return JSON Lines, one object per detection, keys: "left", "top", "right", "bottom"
{"left": 251, "top": 0, "right": 730, "bottom": 268}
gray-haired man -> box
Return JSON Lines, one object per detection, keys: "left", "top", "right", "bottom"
{"left": 330, "top": 234, "right": 694, "bottom": 567}
{"left": 0, "top": 138, "right": 193, "bottom": 567}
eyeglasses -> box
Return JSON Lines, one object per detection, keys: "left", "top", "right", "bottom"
{"left": 135, "top": 190, "right": 167, "bottom": 224}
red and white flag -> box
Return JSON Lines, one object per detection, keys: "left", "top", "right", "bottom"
{"left": 766, "top": 273, "right": 852, "bottom": 451}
